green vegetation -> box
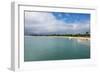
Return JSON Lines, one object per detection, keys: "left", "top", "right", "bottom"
{"left": 29, "top": 32, "right": 90, "bottom": 37}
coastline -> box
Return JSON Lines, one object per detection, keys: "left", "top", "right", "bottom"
{"left": 27, "top": 36, "right": 90, "bottom": 41}
{"left": 66, "top": 36, "right": 90, "bottom": 41}
{"left": 42, "top": 36, "right": 90, "bottom": 40}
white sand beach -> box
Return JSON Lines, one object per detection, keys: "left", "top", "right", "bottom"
{"left": 46, "top": 36, "right": 90, "bottom": 41}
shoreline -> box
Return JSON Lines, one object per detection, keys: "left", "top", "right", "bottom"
{"left": 25, "top": 36, "right": 90, "bottom": 41}
{"left": 66, "top": 36, "right": 90, "bottom": 41}
{"left": 50, "top": 36, "right": 90, "bottom": 41}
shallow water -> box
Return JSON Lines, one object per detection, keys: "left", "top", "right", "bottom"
{"left": 24, "top": 36, "right": 90, "bottom": 61}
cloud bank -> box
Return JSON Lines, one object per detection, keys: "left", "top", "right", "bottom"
{"left": 24, "top": 11, "right": 90, "bottom": 35}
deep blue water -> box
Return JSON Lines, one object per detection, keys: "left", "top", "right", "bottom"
{"left": 24, "top": 36, "right": 90, "bottom": 61}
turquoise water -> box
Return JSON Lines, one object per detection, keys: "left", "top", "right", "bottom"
{"left": 24, "top": 36, "right": 90, "bottom": 61}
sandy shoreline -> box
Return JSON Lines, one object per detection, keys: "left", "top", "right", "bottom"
{"left": 66, "top": 37, "right": 90, "bottom": 40}
{"left": 43, "top": 36, "right": 90, "bottom": 41}
{"left": 26, "top": 36, "right": 90, "bottom": 41}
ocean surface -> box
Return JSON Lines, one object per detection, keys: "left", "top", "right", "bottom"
{"left": 24, "top": 36, "right": 90, "bottom": 61}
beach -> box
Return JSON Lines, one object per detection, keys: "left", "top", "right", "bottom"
{"left": 45, "top": 36, "right": 90, "bottom": 41}
{"left": 67, "top": 37, "right": 90, "bottom": 40}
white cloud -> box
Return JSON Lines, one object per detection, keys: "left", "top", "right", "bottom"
{"left": 24, "top": 11, "right": 90, "bottom": 35}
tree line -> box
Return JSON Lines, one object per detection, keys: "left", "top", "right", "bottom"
{"left": 28, "top": 32, "right": 90, "bottom": 37}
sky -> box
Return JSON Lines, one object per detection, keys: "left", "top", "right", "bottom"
{"left": 24, "top": 11, "right": 90, "bottom": 35}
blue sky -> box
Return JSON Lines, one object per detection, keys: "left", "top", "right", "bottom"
{"left": 24, "top": 11, "right": 90, "bottom": 35}
{"left": 52, "top": 12, "right": 90, "bottom": 24}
